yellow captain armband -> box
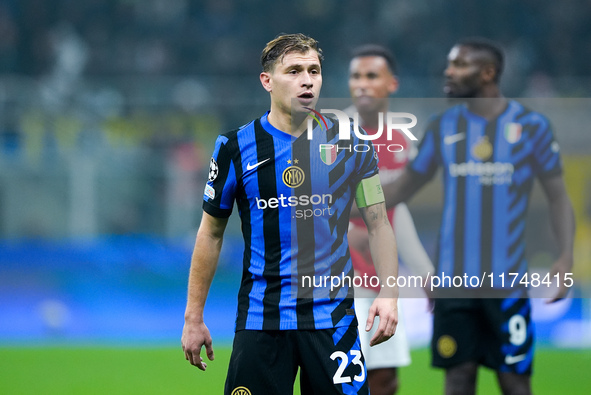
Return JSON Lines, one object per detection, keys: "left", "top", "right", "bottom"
{"left": 355, "top": 174, "right": 385, "bottom": 208}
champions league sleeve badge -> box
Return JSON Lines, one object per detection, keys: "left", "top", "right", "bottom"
{"left": 208, "top": 157, "right": 219, "bottom": 182}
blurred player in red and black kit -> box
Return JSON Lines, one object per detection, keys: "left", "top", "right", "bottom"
{"left": 347, "top": 44, "right": 434, "bottom": 395}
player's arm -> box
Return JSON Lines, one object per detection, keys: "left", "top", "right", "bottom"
{"left": 351, "top": 167, "right": 430, "bottom": 218}
{"left": 381, "top": 168, "right": 429, "bottom": 210}
{"left": 356, "top": 175, "right": 399, "bottom": 346}
{"left": 539, "top": 174, "right": 575, "bottom": 303}
{"left": 393, "top": 202, "right": 435, "bottom": 305}
{"left": 382, "top": 122, "right": 440, "bottom": 210}
{"left": 181, "top": 212, "right": 229, "bottom": 370}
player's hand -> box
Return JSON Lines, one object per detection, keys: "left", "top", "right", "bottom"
{"left": 182, "top": 320, "right": 215, "bottom": 371}
{"left": 546, "top": 254, "right": 574, "bottom": 304}
{"left": 365, "top": 296, "right": 398, "bottom": 347}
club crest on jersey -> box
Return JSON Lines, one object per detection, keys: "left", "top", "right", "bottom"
{"left": 319, "top": 144, "right": 337, "bottom": 165}
{"left": 504, "top": 123, "right": 522, "bottom": 144}
{"left": 208, "top": 157, "right": 218, "bottom": 181}
{"left": 472, "top": 136, "right": 493, "bottom": 161}
{"left": 282, "top": 165, "right": 305, "bottom": 188}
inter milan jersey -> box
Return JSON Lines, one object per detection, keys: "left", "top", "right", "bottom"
{"left": 410, "top": 100, "right": 562, "bottom": 287}
{"left": 203, "top": 112, "right": 379, "bottom": 331}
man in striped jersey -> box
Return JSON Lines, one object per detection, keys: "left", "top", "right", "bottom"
{"left": 381, "top": 38, "right": 575, "bottom": 395}
{"left": 181, "top": 33, "right": 399, "bottom": 395}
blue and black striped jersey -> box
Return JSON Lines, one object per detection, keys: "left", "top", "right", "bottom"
{"left": 410, "top": 100, "right": 562, "bottom": 287}
{"left": 203, "top": 112, "right": 379, "bottom": 331}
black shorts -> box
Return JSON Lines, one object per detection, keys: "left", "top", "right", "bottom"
{"left": 431, "top": 297, "right": 534, "bottom": 375}
{"left": 225, "top": 324, "right": 369, "bottom": 395}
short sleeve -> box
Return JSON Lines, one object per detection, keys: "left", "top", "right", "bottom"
{"left": 202, "top": 135, "right": 237, "bottom": 218}
{"left": 530, "top": 115, "right": 562, "bottom": 179}
{"left": 408, "top": 120, "right": 440, "bottom": 181}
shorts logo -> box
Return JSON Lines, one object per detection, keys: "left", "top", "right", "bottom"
{"left": 437, "top": 335, "right": 457, "bottom": 358}
{"left": 472, "top": 136, "right": 493, "bottom": 161}
{"left": 282, "top": 166, "right": 305, "bottom": 188}
{"left": 319, "top": 144, "right": 337, "bottom": 165}
{"left": 505, "top": 354, "right": 527, "bottom": 365}
{"left": 208, "top": 158, "right": 218, "bottom": 182}
{"left": 231, "top": 387, "right": 252, "bottom": 395}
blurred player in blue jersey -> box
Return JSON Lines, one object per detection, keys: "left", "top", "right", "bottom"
{"left": 380, "top": 38, "right": 575, "bottom": 395}
{"left": 181, "top": 33, "right": 400, "bottom": 395}
{"left": 346, "top": 44, "right": 434, "bottom": 395}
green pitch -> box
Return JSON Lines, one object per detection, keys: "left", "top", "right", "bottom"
{"left": 0, "top": 346, "right": 589, "bottom": 394}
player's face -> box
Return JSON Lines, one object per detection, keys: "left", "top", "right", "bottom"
{"left": 349, "top": 56, "right": 398, "bottom": 113}
{"left": 444, "top": 45, "right": 485, "bottom": 98}
{"left": 261, "top": 50, "right": 322, "bottom": 115}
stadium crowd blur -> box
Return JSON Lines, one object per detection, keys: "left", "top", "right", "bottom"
{"left": 2, "top": 1, "right": 591, "bottom": 91}
{"left": 0, "top": 0, "right": 590, "bottom": 238}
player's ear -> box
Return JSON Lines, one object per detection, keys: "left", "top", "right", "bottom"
{"left": 260, "top": 72, "right": 272, "bottom": 92}
{"left": 480, "top": 63, "right": 496, "bottom": 84}
{"left": 387, "top": 75, "right": 399, "bottom": 94}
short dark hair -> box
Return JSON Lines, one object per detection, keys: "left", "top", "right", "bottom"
{"left": 455, "top": 37, "right": 504, "bottom": 82}
{"left": 260, "top": 33, "right": 323, "bottom": 72}
{"left": 350, "top": 44, "right": 397, "bottom": 75}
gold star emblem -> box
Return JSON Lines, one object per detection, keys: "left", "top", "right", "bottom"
{"left": 294, "top": 159, "right": 299, "bottom": 164}
{"left": 287, "top": 159, "right": 292, "bottom": 164}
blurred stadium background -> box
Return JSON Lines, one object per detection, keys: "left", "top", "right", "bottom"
{"left": 1, "top": 0, "right": 590, "bottom": 393}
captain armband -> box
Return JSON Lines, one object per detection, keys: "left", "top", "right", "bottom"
{"left": 355, "top": 174, "right": 385, "bottom": 208}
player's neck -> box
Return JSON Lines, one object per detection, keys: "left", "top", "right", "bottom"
{"left": 358, "top": 107, "right": 388, "bottom": 130}
{"left": 466, "top": 86, "right": 506, "bottom": 119}
{"left": 267, "top": 109, "right": 307, "bottom": 138}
